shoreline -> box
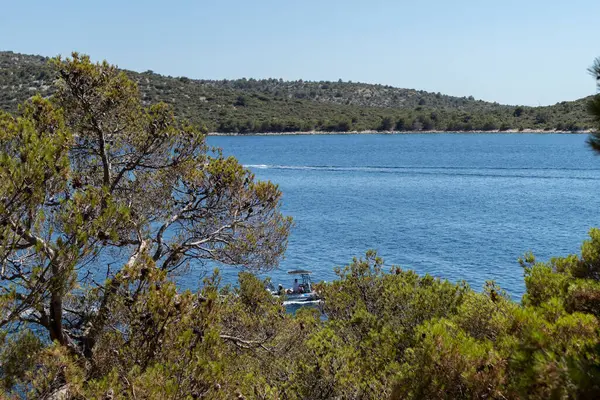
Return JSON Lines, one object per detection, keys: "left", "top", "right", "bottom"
{"left": 208, "top": 129, "right": 594, "bottom": 136}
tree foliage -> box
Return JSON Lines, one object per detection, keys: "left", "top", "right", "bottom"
{"left": 3, "top": 235, "right": 600, "bottom": 399}
{"left": 587, "top": 57, "right": 600, "bottom": 152}
{"left": 0, "top": 53, "right": 291, "bottom": 368}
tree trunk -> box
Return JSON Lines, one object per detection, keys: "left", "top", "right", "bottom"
{"left": 48, "top": 262, "right": 66, "bottom": 345}
{"left": 49, "top": 289, "right": 65, "bottom": 345}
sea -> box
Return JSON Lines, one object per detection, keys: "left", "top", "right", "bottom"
{"left": 205, "top": 133, "right": 600, "bottom": 301}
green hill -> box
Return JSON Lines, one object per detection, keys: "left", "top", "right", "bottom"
{"left": 0, "top": 50, "right": 594, "bottom": 133}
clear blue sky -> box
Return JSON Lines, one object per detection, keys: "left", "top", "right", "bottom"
{"left": 1, "top": 0, "right": 598, "bottom": 106}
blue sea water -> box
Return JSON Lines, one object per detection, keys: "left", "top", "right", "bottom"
{"left": 206, "top": 133, "right": 600, "bottom": 300}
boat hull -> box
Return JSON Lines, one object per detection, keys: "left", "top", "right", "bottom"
{"left": 271, "top": 291, "right": 319, "bottom": 303}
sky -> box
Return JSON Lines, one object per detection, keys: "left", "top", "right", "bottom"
{"left": 1, "top": 0, "right": 599, "bottom": 106}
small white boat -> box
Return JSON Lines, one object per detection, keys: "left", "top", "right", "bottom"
{"left": 269, "top": 270, "right": 319, "bottom": 303}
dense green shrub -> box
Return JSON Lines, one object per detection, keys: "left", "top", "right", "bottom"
{"left": 4, "top": 235, "right": 600, "bottom": 399}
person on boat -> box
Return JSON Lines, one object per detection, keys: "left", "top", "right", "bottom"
{"left": 277, "top": 284, "right": 284, "bottom": 296}
{"left": 293, "top": 278, "right": 300, "bottom": 293}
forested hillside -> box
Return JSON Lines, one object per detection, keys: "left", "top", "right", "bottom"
{"left": 0, "top": 50, "right": 594, "bottom": 133}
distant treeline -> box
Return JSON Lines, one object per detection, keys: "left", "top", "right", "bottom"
{"left": 211, "top": 104, "right": 590, "bottom": 133}
{"left": 0, "top": 51, "right": 594, "bottom": 133}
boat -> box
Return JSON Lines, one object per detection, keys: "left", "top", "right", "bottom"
{"left": 269, "top": 270, "right": 320, "bottom": 303}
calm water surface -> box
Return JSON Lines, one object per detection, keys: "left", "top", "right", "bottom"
{"left": 206, "top": 133, "right": 600, "bottom": 299}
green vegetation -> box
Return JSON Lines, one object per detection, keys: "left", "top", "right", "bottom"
{"left": 0, "top": 53, "right": 292, "bottom": 397}
{"left": 3, "top": 242, "right": 600, "bottom": 398}
{"left": 586, "top": 57, "right": 600, "bottom": 151}
{"left": 0, "top": 54, "right": 600, "bottom": 399}
{"left": 0, "top": 51, "right": 594, "bottom": 134}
